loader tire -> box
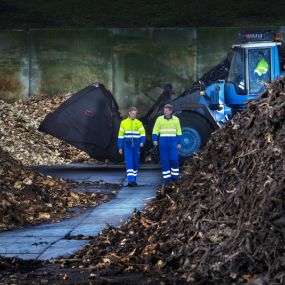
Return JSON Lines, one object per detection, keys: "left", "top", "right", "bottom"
{"left": 177, "top": 111, "right": 214, "bottom": 158}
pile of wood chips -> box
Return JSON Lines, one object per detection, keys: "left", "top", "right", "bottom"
{"left": 1, "top": 79, "right": 285, "bottom": 284}
{"left": 0, "top": 146, "right": 118, "bottom": 232}
{"left": 0, "top": 94, "right": 92, "bottom": 165}
{"left": 64, "top": 78, "right": 285, "bottom": 284}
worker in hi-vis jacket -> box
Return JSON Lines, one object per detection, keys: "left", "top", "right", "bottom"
{"left": 254, "top": 51, "right": 269, "bottom": 79}
{"left": 118, "top": 107, "right": 146, "bottom": 187}
{"left": 152, "top": 104, "right": 182, "bottom": 184}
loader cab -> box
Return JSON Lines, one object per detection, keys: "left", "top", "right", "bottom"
{"left": 228, "top": 46, "right": 272, "bottom": 95}
{"left": 224, "top": 31, "right": 281, "bottom": 111}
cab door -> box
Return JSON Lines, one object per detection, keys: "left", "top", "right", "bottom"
{"left": 247, "top": 47, "right": 271, "bottom": 94}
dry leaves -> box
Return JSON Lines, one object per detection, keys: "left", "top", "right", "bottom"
{"left": 0, "top": 146, "right": 120, "bottom": 231}
{"left": 0, "top": 94, "right": 93, "bottom": 165}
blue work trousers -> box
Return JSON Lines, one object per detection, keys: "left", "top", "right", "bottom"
{"left": 159, "top": 138, "right": 179, "bottom": 182}
{"left": 124, "top": 142, "right": 140, "bottom": 182}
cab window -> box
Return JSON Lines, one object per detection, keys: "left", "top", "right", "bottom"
{"left": 228, "top": 48, "right": 245, "bottom": 94}
{"left": 248, "top": 48, "right": 271, "bottom": 94}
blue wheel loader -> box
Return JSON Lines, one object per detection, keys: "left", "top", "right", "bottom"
{"left": 141, "top": 31, "right": 285, "bottom": 161}
{"left": 39, "top": 31, "right": 285, "bottom": 163}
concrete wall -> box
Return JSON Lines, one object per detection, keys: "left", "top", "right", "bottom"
{"left": 0, "top": 31, "right": 29, "bottom": 102}
{"left": 0, "top": 27, "right": 284, "bottom": 114}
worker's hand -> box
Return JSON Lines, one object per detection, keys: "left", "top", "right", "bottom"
{"left": 119, "top": 149, "right": 123, "bottom": 155}
{"left": 177, "top": 144, "right": 182, "bottom": 149}
{"left": 140, "top": 143, "right": 144, "bottom": 148}
{"left": 153, "top": 141, "right": 158, "bottom": 146}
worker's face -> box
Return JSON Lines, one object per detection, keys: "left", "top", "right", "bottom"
{"left": 129, "top": 110, "right": 137, "bottom": 120}
{"left": 164, "top": 107, "right": 172, "bottom": 117}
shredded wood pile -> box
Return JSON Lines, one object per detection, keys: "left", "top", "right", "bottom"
{"left": 1, "top": 80, "right": 285, "bottom": 284}
{"left": 0, "top": 146, "right": 119, "bottom": 232}
{"left": 0, "top": 94, "right": 92, "bottom": 165}
{"left": 63, "top": 78, "right": 285, "bottom": 284}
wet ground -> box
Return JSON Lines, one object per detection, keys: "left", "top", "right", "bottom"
{"left": 0, "top": 164, "right": 161, "bottom": 261}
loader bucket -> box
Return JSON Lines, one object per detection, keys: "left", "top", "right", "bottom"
{"left": 38, "top": 83, "right": 123, "bottom": 162}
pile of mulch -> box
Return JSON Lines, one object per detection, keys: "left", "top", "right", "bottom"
{"left": 0, "top": 94, "right": 92, "bottom": 165}
{"left": 1, "top": 79, "right": 285, "bottom": 284}
{"left": 0, "top": 146, "right": 120, "bottom": 232}
{"left": 58, "top": 78, "right": 284, "bottom": 284}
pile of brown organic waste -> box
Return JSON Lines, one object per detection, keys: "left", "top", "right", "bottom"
{"left": 0, "top": 94, "right": 92, "bottom": 165}
{"left": 68, "top": 78, "right": 285, "bottom": 284}
{"left": 2, "top": 78, "right": 285, "bottom": 284}
{"left": 0, "top": 146, "right": 120, "bottom": 232}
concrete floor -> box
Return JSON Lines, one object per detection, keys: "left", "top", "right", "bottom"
{"left": 0, "top": 165, "right": 162, "bottom": 260}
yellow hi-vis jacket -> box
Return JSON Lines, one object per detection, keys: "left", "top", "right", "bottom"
{"left": 118, "top": 117, "right": 146, "bottom": 149}
{"left": 254, "top": 58, "right": 269, "bottom": 76}
{"left": 152, "top": 115, "right": 182, "bottom": 144}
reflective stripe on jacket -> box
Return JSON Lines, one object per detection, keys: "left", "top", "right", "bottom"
{"left": 118, "top": 117, "right": 146, "bottom": 149}
{"left": 254, "top": 59, "right": 269, "bottom": 76}
{"left": 152, "top": 115, "right": 182, "bottom": 144}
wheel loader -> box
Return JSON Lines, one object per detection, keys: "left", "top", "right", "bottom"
{"left": 39, "top": 31, "right": 285, "bottom": 163}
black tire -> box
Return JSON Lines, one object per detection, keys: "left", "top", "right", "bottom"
{"left": 176, "top": 111, "right": 215, "bottom": 159}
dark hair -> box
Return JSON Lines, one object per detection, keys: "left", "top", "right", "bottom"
{"left": 258, "top": 51, "right": 264, "bottom": 57}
